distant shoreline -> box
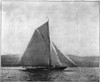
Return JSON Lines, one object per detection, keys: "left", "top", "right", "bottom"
{"left": 1, "top": 54, "right": 99, "bottom": 67}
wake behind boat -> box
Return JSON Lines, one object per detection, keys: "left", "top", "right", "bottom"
{"left": 19, "top": 19, "right": 77, "bottom": 70}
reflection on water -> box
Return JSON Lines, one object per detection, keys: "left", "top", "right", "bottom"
{"left": 1, "top": 67, "right": 99, "bottom": 82}
{"left": 24, "top": 70, "right": 53, "bottom": 81}
{"left": 19, "top": 69, "right": 68, "bottom": 81}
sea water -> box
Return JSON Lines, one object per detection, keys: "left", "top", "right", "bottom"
{"left": 1, "top": 67, "right": 99, "bottom": 82}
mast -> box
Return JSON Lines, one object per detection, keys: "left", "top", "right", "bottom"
{"left": 47, "top": 17, "right": 51, "bottom": 67}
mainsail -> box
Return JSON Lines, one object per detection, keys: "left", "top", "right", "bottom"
{"left": 20, "top": 22, "right": 50, "bottom": 66}
{"left": 19, "top": 21, "right": 77, "bottom": 67}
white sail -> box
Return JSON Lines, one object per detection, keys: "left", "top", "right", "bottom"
{"left": 20, "top": 22, "right": 50, "bottom": 66}
{"left": 53, "top": 43, "right": 77, "bottom": 67}
{"left": 50, "top": 42, "right": 62, "bottom": 67}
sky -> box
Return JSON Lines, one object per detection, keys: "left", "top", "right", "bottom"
{"left": 2, "top": 1, "right": 99, "bottom": 56}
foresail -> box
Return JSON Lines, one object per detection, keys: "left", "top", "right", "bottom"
{"left": 50, "top": 42, "right": 62, "bottom": 67}
{"left": 20, "top": 29, "right": 50, "bottom": 66}
{"left": 53, "top": 43, "right": 77, "bottom": 67}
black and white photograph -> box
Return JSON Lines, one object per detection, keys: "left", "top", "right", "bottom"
{"left": 1, "top": 0, "right": 99, "bottom": 82}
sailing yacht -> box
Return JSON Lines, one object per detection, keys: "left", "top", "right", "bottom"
{"left": 19, "top": 20, "right": 77, "bottom": 70}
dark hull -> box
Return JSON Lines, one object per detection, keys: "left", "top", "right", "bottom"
{"left": 25, "top": 66, "right": 67, "bottom": 71}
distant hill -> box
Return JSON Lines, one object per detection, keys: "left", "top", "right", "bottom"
{"left": 1, "top": 54, "right": 20, "bottom": 67}
{"left": 67, "top": 55, "right": 99, "bottom": 67}
{"left": 1, "top": 54, "right": 99, "bottom": 67}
